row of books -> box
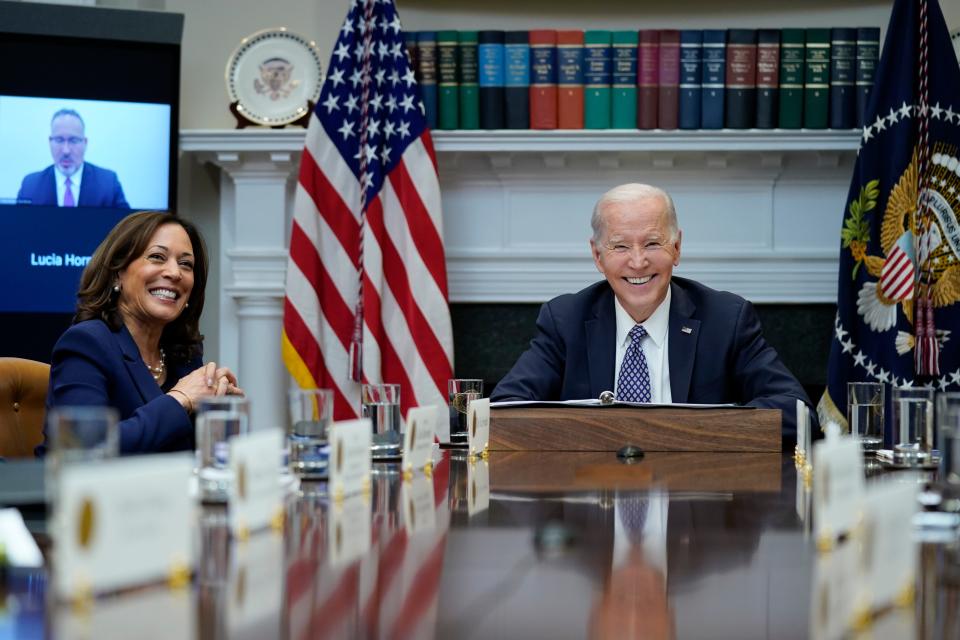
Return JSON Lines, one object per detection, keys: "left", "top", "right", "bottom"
{"left": 403, "top": 28, "right": 881, "bottom": 131}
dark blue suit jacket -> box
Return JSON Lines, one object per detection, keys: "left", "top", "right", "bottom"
{"left": 18, "top": 162, "right": 129, "bottom": 208}
{"left": 42, "top": 320, "right": 200, "bottom": 455}
{"left": 491, "top": 278, "right": 812, "bottom": 436}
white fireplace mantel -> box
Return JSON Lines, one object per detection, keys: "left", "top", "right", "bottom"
{"left": 180, "top": 128, "right": 858, "bottom": 428}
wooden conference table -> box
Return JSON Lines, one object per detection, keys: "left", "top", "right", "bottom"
{"left": 5, "top": 449, "right": 960, "bottom": 639}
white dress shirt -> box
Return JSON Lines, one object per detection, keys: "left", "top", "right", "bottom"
{"left": 54, "top": 164, "right": 84, "bottom": 207}
{"left": 613, "top": 287, "right": 672, "bottom": 403}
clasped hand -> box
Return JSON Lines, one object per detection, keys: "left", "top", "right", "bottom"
{"left": 168, "top": 361, "right": 244, "bottom": 413}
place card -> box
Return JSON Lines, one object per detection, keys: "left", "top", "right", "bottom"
{"left": 796, "top": 399, "right": 811, "bottom": 462}
{"left": 856, "top": 477, "right": 919, "bottom": 613}
{"left": 228, "top": 428, "right": 286, "bottom": 538}
{"left": 809, "top": 539, "right": 860, "bottom": 640}
{"left": 327, "top": 493, "right": 371, "bottom": 566}
{"left": 467, "top": 457, "right": 490, "bottom": 516}
{"left": 403, "top": 405, "right": 440, "bottom": 473}
{"left": 328, "top": 418, "right": 372, "bottom": 500}
{"left": 466, "top": 397, "right": 490, "bottom": 457}
{"left": 812, "top": 435, "right": 865, "bottom": 548}
{"left": 52, "top": 452, "right": 194, "bottom": 600}
{"left": 402, "top": 473, "right": 436, "bottom": 534}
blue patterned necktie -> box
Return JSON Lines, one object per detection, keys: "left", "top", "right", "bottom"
{"left": 616, "top": 324, "right": 651, "bottom": 402}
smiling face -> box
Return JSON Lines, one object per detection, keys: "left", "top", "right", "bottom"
{"left": 49, "top": 114, "right": 87, "bottom": 177}
{"left": 590, "top": 194, "right": 681, "bottom": 323}
{"left": 117, "top": 223, "right": 195, "bottom": 331}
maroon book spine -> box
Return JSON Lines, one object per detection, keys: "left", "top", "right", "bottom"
{"left": 637, "top": 29, "right": 659, "bottom": 129}
{"left": 657, "top": 30, "right": 680, "bottom": 129}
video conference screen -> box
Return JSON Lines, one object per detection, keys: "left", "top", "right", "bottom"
{"left": 0, "top": 96, "right": 172, "bottom": 313}
{"left": 0, "top": 2, "right": 182, "bottom": 359}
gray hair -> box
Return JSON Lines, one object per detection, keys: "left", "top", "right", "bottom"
{"left": 590, "top": 183, "right": 678, "bottom": 244}
{"left": 51, "top": 108, "right": 85, "bottom": 131}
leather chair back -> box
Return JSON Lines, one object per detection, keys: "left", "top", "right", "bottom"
{"left": 0, "top": 358, "right": 50, "bottom": 458}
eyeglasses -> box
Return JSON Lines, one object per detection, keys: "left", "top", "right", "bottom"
{"left": 49, "top": 136, "right": 85, "bottom": 146}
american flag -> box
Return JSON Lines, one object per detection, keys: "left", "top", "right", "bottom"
{"left": 282, "top": 0, "right": 454, "bottom": 419}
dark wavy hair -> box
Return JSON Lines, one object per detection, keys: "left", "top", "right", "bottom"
{"left": 74, "top": 212, "right": 207, "bottom": 364}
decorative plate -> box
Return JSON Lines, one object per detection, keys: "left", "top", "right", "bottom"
{"left": 226, "top": 27, "right": 323, "bottom": 126}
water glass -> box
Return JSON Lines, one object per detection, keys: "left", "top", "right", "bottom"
{"left": 448, "top": 379, "right": 484, "bottom": 445}
{"left": 361, "top": 383, "right": 401, "bottom": 459}
{"left": 45, "top": 405, "right": 120, "bottom": 464}
{"left": 892, "top": 386, "right": 934, "bottom": 463}
{"left": 847, "top": 382, "right": 884, "bottom": 452}
{"left": 936, "top": 392, "right": 960, "bottom": 484}
{"left": 288, "top": 388, "right": 333, "bottom": 479}
{"left": 196, "top": 396, "right": 250, "bottom": 502}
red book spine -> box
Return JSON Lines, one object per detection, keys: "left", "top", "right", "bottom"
{"left": 637, "top": 29, "right": 659, "bottom": 129}
{"left": 557, "top": 30, "right": 584, "bottom": 129}
{"left": 657, "top": 29, "right": 680, "bottom": 129}
{"left": 530, "top": 29, "right": 558, "bottom": 129}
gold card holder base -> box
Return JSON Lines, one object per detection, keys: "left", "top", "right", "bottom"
{"left": 229, "top": 100, "right": 315, "bottom": 129}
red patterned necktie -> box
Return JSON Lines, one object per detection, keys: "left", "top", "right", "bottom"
{"left": 63, "top": 177, "right": 75, "bottom": 207}
{"left": 616, "top": 324, "right": 652, "bottom": 402}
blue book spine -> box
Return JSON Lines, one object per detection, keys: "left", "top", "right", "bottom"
{"left": 417, "top": 31, "right": 438, "bottom": 129}
{"left": 701, "top": 29, "right": 726, "bottom": 129}
{"left": 830, "top": 27, "right": 857, "bottom": 129}
{"left": 504, "top": 31, "right": 531, "bottom": 129}
{"left": 679, "top": 30, "right": 702, "bottom": 129}
{"left": 478, "top": 31, "right": 506, "bottom": 129}
{"left": 855, "top": 27, "right": 880, "bottom": 128}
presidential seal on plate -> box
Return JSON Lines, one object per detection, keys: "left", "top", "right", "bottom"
{"left": 226, "top": 27, "right": 323, "bottom": 127}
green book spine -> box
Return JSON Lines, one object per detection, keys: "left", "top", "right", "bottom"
{"left": 611, "top": 30, "right": 638, "bottom": 129}
{"left": 583, "top": 30, "right": 612, "bottom": 129}
{"left": 437, "top": 30, "right": 459, "bottom": 129}
{"left": 778, "top": 28, "right": 804, "bottom": 128}
{"left": 458, "top": 31, "right": 480, "bottom": 129}
{"left": 803, "top": 28, "right": 830, "bottom": 129}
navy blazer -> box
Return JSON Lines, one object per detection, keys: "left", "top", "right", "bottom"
{"left": 42, "top": 320, "right": 200, "bottom": 455}
{"left": 491, "top": 277, "right": 812, "bottom": 436}
{"left": 18, "top": 162, "right": 129, "bottom": 208}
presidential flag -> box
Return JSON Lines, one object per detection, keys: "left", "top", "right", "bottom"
{"left": 282, "top": 0, "right": 454, "bottom": 419}
{"left": 820, "top": 0, "right": 960, "bottom": 430}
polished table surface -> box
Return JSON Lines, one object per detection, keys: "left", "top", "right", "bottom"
{"left": 5, "top": 450, "right": 960, "bottom": 639}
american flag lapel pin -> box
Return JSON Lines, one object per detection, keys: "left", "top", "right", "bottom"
{"left": 681, "top": 326, "right": 693, "bottom": 334}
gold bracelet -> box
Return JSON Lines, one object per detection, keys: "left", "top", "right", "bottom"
{"left": 169, "top": 389, "right": 194, "bottom": 414}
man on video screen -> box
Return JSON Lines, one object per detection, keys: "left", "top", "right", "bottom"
{"left": 17, "top": 109, "right": 128, "bottom": 209}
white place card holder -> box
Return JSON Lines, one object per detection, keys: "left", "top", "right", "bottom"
{"left": 812, "top": 436, "right": 865, "bottom": 549}
{"left": 227, "top": 530, "right": 284, "bottom": 640}
{"left": 466, "top": 398, "right": 490, "bottom": 457}
{"left": 856, "top": 477, "right": 919, "bottom": 615}
{"left": 328, "top": 418, "right": 372, "bottom": 500}
{"left": 327, "top": 493, "right": 372, "bottom": 566}
{"left": 467, "top": 457, "right": 490, "bottom": 516}
{"left": 403, "top": 405, "right": 440, "bottom": 473}
{"left": 55, "top": 585, "right": 194, "bottom": 640}
{"left": 809, "top": 539, "right": 860, "bottom": 640}
{"left": 402, "top": 473, "right": 436, "bottom": 534}
{"left": 52, "top": 452, "right": 194, "bottom": 600}
{"left": 228, "top": 428, "right": 286, "bottom": 538}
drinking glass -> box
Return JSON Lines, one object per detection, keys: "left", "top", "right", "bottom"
{"left": 936, "top": 392, "right": 960, "bottom": 484}
{"left": 892, "top": 386, "right": 934, "bottom": 464}
{"left": 847, "top": 382, "right": 884, "bottom": 452}
{"left": 196, "top": 396, "right": 250, "bottom": 502}
{"left": 448, "top": 379, "right": 484, "bottom": 445}
{"left": 361, "top": 383, "right": 401, "bottom": 459}
{"left": 288, "top": 388, "right": 333, "bottom": 479}
{"left": 45, "top": 405, "right": 120, "bottom": 505}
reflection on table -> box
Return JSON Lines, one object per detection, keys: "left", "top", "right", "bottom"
{"left": 5, "top": 451, "right": 960, "bottom": 639}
